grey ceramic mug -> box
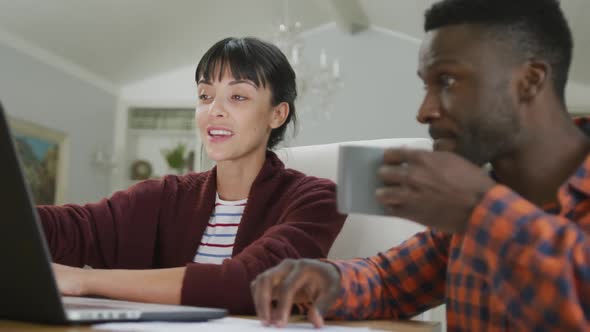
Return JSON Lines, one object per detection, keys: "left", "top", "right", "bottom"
{"left": 337, "top": 145, "right": 388, "bottom": 216}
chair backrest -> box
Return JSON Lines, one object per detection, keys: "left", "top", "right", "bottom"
{"left": 277, "top": 138, "right": 432, "bottom": 259}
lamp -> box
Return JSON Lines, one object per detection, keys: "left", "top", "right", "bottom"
{"left": 273, "top": 1, "right": 343, "bottom": 125}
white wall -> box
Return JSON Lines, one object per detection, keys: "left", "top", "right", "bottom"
{"left": 120, "top": 24, "right": 429, "bottom": 151}
{"left": 114, "top": 23, "right": 590, "bottom": 199}
{"left": 0, "top": 43, "right": 118, "bottom": 204}
{"left": 285, "top": 24, "right": 428, "bottom": 146}
{"left": 290, "top": 24, "right": 590, "bottom": 145}
{"left": 114, "top": 70, "right": 200, "bottom": 192}
{"left": 567, "top": 81, "right": 590, "bottom": 113}
{"left": 121, "top": 66, "right": 198, "bottom": 107}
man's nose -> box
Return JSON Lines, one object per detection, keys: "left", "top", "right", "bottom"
{"left": 416, "top": 91, "right": 441, "bottom": 124}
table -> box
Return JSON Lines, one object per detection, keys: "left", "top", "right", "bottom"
{"left": 0, "top": 317, "right": 442, "bottom": 332}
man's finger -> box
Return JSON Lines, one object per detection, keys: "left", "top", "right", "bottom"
{"left": 307, "top": 282, "right": 339, "bottom": 328}
{"left": 307, "top": 306, "right": 325, "bottom": 328}
{"left": 272, "top": 267, "right": 308, "bottom": 327}
{"left": 378, "top": 165, "right": 408, "bottom": 185}
{"left": 251, "top": 261, "right": 294, "bottom": 325}
{"left": 376, "top": 186, "right": 408, "bottom": 206}
{"left": 383, "top": 148, "right": 430, "bottom": 166}
{"left": 251, "top": 274, "right": 273, "bottom": 325}
{"left": 383, "top": 148, "right": 412, "bottom": 165}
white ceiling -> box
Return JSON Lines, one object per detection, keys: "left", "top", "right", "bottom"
{"left": 0, "top": 0, "right": 588, "bottom": 87}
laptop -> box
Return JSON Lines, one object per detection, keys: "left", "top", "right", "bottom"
{"left": 0, "top": 103, "right": 227, "bottom": 324}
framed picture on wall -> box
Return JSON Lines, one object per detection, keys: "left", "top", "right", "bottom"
{"left": 8, "top": 117, "right": 69, "bottom": 205}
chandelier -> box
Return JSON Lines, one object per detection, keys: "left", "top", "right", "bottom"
{"left": 272, "top": 8, "right": 343, "bottom": 125}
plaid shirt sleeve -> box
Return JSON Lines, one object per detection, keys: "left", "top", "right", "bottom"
{"left": 325, "top": 229, "right": 451, "bottom": 320}
{"left": 462, "top": 184, "right": 590, "bottom": 330}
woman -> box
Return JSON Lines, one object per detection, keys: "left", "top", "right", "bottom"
{"left": 39, "top": 37, "right": 345, "bottom": 314}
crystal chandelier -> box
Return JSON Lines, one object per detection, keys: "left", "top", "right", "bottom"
{"left": 272, "top": 4, "right": 343, "bottom": 124}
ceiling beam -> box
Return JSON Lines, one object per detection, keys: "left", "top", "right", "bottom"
{"left": 326, "top": 0, "right": 370, "bottom": 34}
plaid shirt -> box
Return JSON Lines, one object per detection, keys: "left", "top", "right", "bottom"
{"left": 326, "top": 118, "right": 590, "bottom": 331}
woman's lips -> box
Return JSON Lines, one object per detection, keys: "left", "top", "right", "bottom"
{"left": 207, "top": 127, "right": 234, "bottom": 143}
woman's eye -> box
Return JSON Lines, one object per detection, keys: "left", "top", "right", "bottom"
{"left": 199, "top": 94, "right": 212, "bottom": 101}
{"left": 231, "top": 95, "right": 247, "bottom": 101}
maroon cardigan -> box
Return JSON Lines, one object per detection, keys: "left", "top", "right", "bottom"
{"left": 37, "top": 151, "right": 345, "bottom": 314}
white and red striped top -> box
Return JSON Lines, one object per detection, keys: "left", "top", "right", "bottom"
{"left": 193, "top": 193, "right": 247, "bottom": 264}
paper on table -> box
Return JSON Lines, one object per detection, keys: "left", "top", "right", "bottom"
{"left": 94, "top": 317, "right": 390, "bottom": 332}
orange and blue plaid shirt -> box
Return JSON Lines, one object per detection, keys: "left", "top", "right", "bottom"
{"left": 326, "top": 118, "right": 590, "bottom": 330}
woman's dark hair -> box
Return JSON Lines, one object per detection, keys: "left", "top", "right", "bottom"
{"left": 195, "top": 37, "right": 297, "bottom": 150}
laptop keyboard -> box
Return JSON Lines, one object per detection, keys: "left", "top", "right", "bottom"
{"left": 62, "top": 297, "right": 152, "bottom": 311}
{"left": 62, "top": 296, "right": 205, "bottom": 312}
{"left": 64, "top": 302, "right": 132, "bottom": 310}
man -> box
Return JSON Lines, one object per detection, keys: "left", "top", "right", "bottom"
{"left": 251, "top": 0, "right": 590, "bottom": 330}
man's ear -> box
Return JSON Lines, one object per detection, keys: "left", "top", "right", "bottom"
{"left": 518, "top": 60, "right": 548, "bottom": 102}
{"left": 270, "top": 102, "right": 290, "bottom": 129}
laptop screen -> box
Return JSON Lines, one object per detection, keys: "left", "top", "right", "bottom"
{"left": 0, "top": 103, "right": 67, "bottom": 323}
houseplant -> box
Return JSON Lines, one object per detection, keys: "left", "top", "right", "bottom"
{"left": 162, "top": 143, "right": 187, "bottom": 175}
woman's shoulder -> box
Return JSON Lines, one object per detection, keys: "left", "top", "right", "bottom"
{"left": 276, "top": 167, "right": 337, "bottom": 194}
{"left": 163, "top": 170, "right": 213, "bottom": 192}
{"left": 175, "top": 170, "right": 210, "bottom": 183}
{"left": 266, "top": 150, "right": 335, "bottom": 188}
{"left": 124, "top": 170, "right": 212, "bottom": 197}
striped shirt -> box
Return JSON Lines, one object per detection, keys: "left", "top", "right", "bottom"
{"left": 326, "top": 118, "right": 590, "bottom": 330}
{"left": 193, "top": 193, "right": 247, "bottom": 264}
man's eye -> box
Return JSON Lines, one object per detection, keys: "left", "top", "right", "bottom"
{"left": 199, "top": 94, "right": 211, "bottom": 101}
{"left": 439, "top": 74, "right": 456, "bottom": 88}
{"left": 232, "top": 95, "right": 247, "bottom": 101}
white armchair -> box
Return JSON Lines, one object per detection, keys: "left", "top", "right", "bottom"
{"left": 276, "top": 137, "right": 446, "bottom": 328}
{"left": 277, "top": 137, "right": 431, "bottom": 259}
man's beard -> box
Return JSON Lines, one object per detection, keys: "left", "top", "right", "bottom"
{"left": 455, "top": 98, "right": 521, "bottom": 166}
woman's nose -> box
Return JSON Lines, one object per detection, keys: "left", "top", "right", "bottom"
{"left": 209, "top": 99, "right": 227, "bottom": 118}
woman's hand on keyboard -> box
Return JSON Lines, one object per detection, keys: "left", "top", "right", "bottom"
{"left": 52, "top": 263, "right": 88, "bottom": 296}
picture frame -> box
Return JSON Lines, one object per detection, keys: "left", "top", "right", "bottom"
{"left": 8, "top": 117, "right": 69, "bottom": 205}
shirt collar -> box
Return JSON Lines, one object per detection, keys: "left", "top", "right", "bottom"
{"left": 558, "top": 116, "right": 590, "bottom": 196}
{"left": 488, "top": 116, "right": 590, "bottom": 198}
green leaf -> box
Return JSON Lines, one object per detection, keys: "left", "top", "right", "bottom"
{"left": 162, "top": 143, "right": 187, "bottom": 172}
